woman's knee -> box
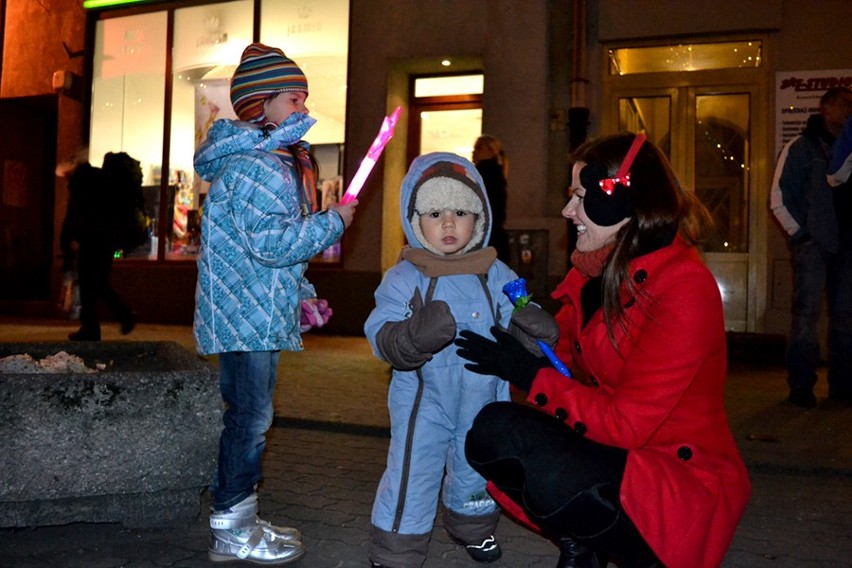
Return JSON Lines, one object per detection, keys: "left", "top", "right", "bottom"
{"left": 470, "top": 400, "right": 511, "bottom": 432}
{"left": 466, "top": 401, "right": 521, "bottom": 460}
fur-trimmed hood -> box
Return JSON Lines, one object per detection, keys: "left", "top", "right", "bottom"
{"left": 400, "top": 152, "right": 493, "bottom": 254}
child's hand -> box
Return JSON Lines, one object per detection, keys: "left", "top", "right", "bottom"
{"left": 373, "top": 287, "right": 456, "bottom": 370}
{"left": 300, "top": 298, "right": 333, "bottom": 332}
{"left": 407, "top": 291, "right": 456, "bottom": 354}
{"left": 328, "top": 199, "right": 358, "bottom": 228}
{"left": 509, "top": 304, "right": 559, "bottom": 356}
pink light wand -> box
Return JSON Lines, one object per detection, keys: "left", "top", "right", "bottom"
{"left": 339, "top": 106, "right": 402, "bottom": 205}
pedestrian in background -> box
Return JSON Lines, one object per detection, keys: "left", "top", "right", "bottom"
{"left": 770, "top": 86, "right": 852, "bottom": 407}
{"left": 827, "top": 114, "right": 852, "bottom": 187}
{"left": 193, "top": 42, "right": 357, "bottom": 565}
{"left": 58, "top": 150, "right": 138, "bottom": 341}
{"left": 473, "top": 134, "right": 510, "bottom": 263}
{"left": 457, "top": 132, "right": 751, "bottom": 568}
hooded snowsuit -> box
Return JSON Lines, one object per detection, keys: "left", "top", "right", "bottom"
{"left": 364, "top": 152, "right": 517, "bottom": 567}
{"left": 193, "top": 113, "right": 344, "bottom": 355}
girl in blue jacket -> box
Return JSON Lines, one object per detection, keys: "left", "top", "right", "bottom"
{"left": 193, "top": 43, "right": 357, "bottom": 565}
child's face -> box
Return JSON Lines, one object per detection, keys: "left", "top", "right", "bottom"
{"left": 263, "top": 91, "right": 309, "bottom": 126}
{"left": 418, "top": 209, "right": 476, "bottom": 255}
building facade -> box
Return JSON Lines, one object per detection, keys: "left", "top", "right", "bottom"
{"left": 1, "top": 0, "right": 851, "bottom": 344}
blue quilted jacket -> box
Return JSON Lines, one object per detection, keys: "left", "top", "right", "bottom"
{"left": 193, "top": 113, "right": 344, "bottom": 355}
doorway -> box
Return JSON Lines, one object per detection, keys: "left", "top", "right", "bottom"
{"left": 378, "top": 73, "right": 485, "bottom": 273}
{"left": 407, "top": 73, "right": 483, "bottom": 163}
{"left": 602, "top": 42, "right": 770, "bottom": 332}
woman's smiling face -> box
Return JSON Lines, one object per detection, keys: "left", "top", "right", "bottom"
{"left": 562, "top": 161, "right": 629, "bottom": 252}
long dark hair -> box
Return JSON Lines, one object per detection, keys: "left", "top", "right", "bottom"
{"left": 572, "top": 132, "right": 713, "bottom": 348}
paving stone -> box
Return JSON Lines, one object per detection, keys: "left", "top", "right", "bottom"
{"left": 0, "top": 321, "right": 850, "bottom": 567}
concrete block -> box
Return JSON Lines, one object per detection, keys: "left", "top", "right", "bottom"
{"left": 0, "top": 341, "right": 220, "bottom": 528}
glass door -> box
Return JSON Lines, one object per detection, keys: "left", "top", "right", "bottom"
{"left": 606, "top": 86, "right": 759, "bottom": 331}
{"left": 407, "top": 73, "right": 484, "bottom": 163}
{"left": 378, "top": 73, "right": 484, "bottom": 272}
{"left": 417, "top": 107, "right": 483, "bottom": 157}
{"left": 693, "top": 90, "right": 752, "bottom": 332}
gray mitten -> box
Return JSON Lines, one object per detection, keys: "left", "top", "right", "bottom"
{"left": 375, "top": 287, "right": 457, "bottom": 370}
{"left": 508, "top": 303, "right": 559, "bottom": 357}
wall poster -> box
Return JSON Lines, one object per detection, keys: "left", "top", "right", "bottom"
{"left": 774, "top": 69, "right": 852, "bottom": 158}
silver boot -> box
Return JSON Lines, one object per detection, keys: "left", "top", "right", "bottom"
{"left": 209, "top": 493, "right": 305, "bottom": 564}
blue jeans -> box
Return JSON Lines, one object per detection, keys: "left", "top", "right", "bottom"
{"left": 788, "top": 239, "right": 852, "bottom": 395}
{"left": 211, "top": 351, "right": 280, "bottom": 511}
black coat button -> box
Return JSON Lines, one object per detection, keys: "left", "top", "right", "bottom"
{"left": 573, "top": 421, "right": 587, "bottom": 435}
{"left": 589, "top": 376, "right": 599, "bottom": 387}
{"left": 555, "top": 408, "right": 568, "bottom": 421}
{"left": 634, "top": 269, "right": 648, "bottom": 283}
{"left": 677, "top": 446, "right": 693, "bottom": 461}
{"left": 624, "top": 298, "right": 636, "bottom": 308}
{"left": 534, "top": 393, "right": 548, "bottom": 407}
{"left": 574, "top": 341, "right": 582, "bottom": 353}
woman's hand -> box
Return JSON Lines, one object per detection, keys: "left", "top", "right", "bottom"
{"left": 455, "top": 326, "right": 549, "bottom": 392}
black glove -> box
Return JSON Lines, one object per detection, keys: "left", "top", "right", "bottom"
{"left": 455, "top": 326, "right": 549, "bottom": 392}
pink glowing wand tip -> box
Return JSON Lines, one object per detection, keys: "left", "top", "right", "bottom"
{"left": 340, "top": 106, "right": 402, "bottom": 205}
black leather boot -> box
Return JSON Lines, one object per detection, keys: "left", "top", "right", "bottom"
{"left": 529, "top": 483, "right": 658, "bottom": 568}
{"left": 578, "top": 509, "right": 662, "bottom": 568}
{"left": 556, "top": 537, "right": 603, "bottom": 568}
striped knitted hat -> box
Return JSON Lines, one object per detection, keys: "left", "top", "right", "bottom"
{"left": 230, "top": 43, "right": 308, "bottom": 124}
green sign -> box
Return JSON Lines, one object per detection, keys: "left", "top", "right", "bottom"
{"left": 83, "top": 0, "right": 151, "bottom": 8}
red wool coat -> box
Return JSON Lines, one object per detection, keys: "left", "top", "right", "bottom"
{"left": 489, "top": 236, "right": 750, "bottom": 568}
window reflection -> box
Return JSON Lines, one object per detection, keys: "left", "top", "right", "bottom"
{"left": 694, "top": 94, "right": 750, "bottom": 253}
{"left": 168, "top": 0, "right": 252, "bottom": 259}
{"left": 261, "top": 0, "right": 350, "bottom": 264}
{"left": 90, "top": 11, "right": 166, "bottom": 259}
{"left": 91, "top": 0, "right": 350, "bottom": 261}
{"left": 618, "top": 97, "right": 671, "bottom": 158}
{"left": 609, "top": 41, "right": 762, "bottom": 75}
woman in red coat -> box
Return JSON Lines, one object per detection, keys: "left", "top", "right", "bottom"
{"left": 456, "top": 132, "right": 751, "bottom": 568}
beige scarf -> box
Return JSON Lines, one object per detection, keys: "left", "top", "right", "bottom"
{"left": 401, "top": 246, "right": 497, "bottom": 277}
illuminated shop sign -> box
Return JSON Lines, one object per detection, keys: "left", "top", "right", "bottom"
{"left": 83, "top": 0, "right": 152, "bottom": 9}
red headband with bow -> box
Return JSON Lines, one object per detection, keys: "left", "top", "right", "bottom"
{"left": 598, "top": 132, "right": 647, "bottom": 195}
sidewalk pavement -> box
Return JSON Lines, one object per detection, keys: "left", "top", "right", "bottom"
{"left": 0, "top": 317, "right": 850, "bottom": 567}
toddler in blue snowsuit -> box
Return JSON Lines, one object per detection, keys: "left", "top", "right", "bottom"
{"left": 364, "top": 152, "right": 519, "bottom": 567}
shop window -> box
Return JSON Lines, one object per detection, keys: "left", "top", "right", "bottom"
{"left": 261, "top": 0, "right": 349, "bottom": 265}
{"left": 169, "top": 0, "right": 253, "bottom": 260}
{"left": 90, "top": 11, "right": 166, "bottom": 259}
{"left": 609, "top": 40, "right": 762, "bottom": 75}
{"left": 260, "top": 0, "right": 349, "bottom": 145}
{"left": 89, "top": 0, "right": 350, "bottom": 262}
